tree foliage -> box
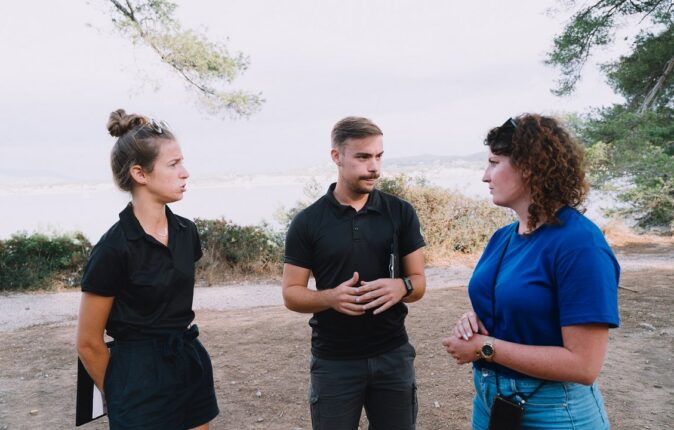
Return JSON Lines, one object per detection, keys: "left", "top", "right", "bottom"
{"left": 578, "top": 106, "right": 674, "bottom": 228}
{"left": 547, "top": 0, "right": 674, "bottom": 105}
{"left": 548, "top": 1, "right": 674, "bottom": 231}
{"left": 104, "top": 0, "right": 263, "bottom": 117}
{"left": 603, "top": 24, "right": 674, "bottom": 111}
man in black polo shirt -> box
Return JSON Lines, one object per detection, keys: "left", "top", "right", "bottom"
{"left": 282, "top": 116, "right": 426, "bottom": 430}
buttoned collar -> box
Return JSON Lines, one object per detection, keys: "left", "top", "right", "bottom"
{"left": 119, "top": 203, "right": 186, "bottom": 241}
{"left": 325, "top": 182, "right": 384, "bottom": 215}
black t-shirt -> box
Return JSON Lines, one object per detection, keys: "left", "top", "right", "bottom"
{"left": 284, "top": 183, "right": 426, "bottom": 359}
{"left": 80, "top": 204, "right": 202, "bottom": 339}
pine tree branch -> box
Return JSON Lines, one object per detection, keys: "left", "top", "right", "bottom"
{"left": 638, "top": 54, "right": 674, "bottom": 113}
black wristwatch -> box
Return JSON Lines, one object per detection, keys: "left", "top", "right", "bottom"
{"left": 402, "top": 276, "right": 414, "bottom": 297}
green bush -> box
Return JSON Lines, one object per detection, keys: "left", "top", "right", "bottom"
{"left": 378, "top": 175, "right": 513, "bottom": 263}
{"left": 0, "top": 232, "right": 91, "bottom": 291}
{"left": 195, "top": 218, "right": 284, "bottom": 283}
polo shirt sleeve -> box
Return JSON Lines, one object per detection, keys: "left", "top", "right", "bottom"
{"left": 399, "top": 201, "right": 426, "bottom": 257}
{"left": 284, "top": 211, "right": 312, "bottom": 269}
{"left": 191, "top": 222, "right": 203, "bottom": 262}
{"left": 556, "top": 245, "right": 620, "bottom": 328}
{"left": 80, "top": 244, "right": 124, "bottom": 297}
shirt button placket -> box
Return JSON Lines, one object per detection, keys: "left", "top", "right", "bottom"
{"left": 353, "top": 215, "right": 361, "bottom": 241}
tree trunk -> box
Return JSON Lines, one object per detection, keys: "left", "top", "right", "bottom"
{"left": 638, "top": 54, "right": 674, "bottom": 114}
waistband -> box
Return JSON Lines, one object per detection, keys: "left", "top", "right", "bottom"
{"left": 474, "top": 367, "right": 596, "bottom": 392}
{"left": 476, "top": 367, "right": 551, "bottom": 384}
{"left": 113, "top": 325, "right": 204, "bottom": 380}
{"left": 113, "top": 324, "right": 199, "bottom": 343}
{"left": 474, "top": 367, "right": 602, "bottom": 405}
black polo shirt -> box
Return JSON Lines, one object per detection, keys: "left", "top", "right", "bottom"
{"left": 285, "top": 183, "right": 426, "bottom": 359}
{"left": 81, "top": 204, "right": 202, "bottom": 339}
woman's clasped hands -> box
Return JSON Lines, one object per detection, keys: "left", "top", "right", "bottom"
{"left": 442, "top": 311, "right": 490, "bottom": 365}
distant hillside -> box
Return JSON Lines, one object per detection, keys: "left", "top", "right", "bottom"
{"left": 385, "top": 152, "right": 486, "bottom": 167}
{"left": 257, "top": 152, "right": 487, "bottom": 176}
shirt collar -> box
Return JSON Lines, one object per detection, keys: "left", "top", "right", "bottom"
{"left": 166, "top": 205, "right": 187, "bottom": 231}
{"left": 325, "top": 182, "right": 384, "bottom": 215}
{"left": 119, "top": 203, "right": 186, "bottom": 241}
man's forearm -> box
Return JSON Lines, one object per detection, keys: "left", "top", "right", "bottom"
{"left": 402, "top": 273, "right": 426, "bottom": 303}
{"left": 282, "top": 285, "right": 333, "bottom": 313}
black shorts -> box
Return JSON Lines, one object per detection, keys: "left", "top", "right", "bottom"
{"left": 104, "top": 326, "right": 219, "bottom": 429}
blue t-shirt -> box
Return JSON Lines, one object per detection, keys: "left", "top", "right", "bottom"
{"left": 468, "top": 206, "right": 620, "bottom": 378}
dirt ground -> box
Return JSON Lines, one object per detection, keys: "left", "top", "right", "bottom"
{"left": 0, "top": 243, "right": 672, "bottom": 430}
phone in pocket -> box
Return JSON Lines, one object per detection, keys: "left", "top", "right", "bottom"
{"left": 488, "top": 395, "right": 523, "bottom": 430}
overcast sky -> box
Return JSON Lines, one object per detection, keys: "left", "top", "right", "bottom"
{"left": 0, "top": 0, "right": 626, "bottom": 183}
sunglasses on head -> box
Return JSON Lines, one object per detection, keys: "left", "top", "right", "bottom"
{"left": 145, "top": 118, "right": 171, "bottom": 134}
{"left": 485, "top": 118, "right": 517, "bottom": 153}
{"left": 501, "top": 118, "right": 517, "bottom": 131}
{"left": 131, "top": 118, "right": 171, "bottom": 139}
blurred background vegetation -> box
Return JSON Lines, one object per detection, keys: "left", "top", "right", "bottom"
{"left": 1, "top": 175, "right": 513, "bottom": 291}
{"left": 0, "top": 233, "right": 91, "bottom": 291}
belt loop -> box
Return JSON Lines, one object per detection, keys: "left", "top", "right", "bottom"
{"left": 510, "top": 377, "right": 518, "bottom": 394}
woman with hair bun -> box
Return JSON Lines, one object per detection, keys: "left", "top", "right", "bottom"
{"left": 442, "top": 114, "right": 620, "bottom": 429}
{"left": 76, "top": 109, "right": 219, "bottom": 429}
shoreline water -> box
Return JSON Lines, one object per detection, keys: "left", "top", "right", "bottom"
{"left": 1, "top": 166, "right": 489, "bottom": 240}
{"left": 1, "top": 164, "right": 618, "bottom": 241}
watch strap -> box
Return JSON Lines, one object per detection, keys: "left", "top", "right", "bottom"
{"left": 402, "top": 276, "right": 413, "bottom": 297}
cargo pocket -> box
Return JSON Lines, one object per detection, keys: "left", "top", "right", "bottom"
{"left": 309, "top": 384, "right": 320, "bottom": 428}
{"left": 309, "top": 355, "right": 317, "bottom": 371}
{"left": 412, "top": 382, "right": 418, "bottom": 424}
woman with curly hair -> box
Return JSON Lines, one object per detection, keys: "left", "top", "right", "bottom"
{"left": 442, "top": 114, "right": 620, "bottom": 430}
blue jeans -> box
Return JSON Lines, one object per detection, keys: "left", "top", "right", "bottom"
{"left": 472, "top": 368, "right": 610, "bottom": 430}
{"left": 309, "top": 342, "right": 418, "bottom": 430}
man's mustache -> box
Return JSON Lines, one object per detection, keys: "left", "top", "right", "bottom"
{"left": 359, "top": 174, "right": 380, "bottom": 180}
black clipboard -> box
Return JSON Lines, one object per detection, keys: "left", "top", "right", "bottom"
{"left": 75, "top": 343, "right": 112, "bottom": 426}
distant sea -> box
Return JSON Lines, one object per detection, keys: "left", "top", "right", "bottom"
{"left": 1, "top": 159, "right": 615, "bottom": 242}
{"left": 1, "top": 159, "right": 487, "bottom": 241}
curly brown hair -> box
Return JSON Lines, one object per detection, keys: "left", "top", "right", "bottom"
{"left": 484, "top": 114, "right": 589, "bottom": 232}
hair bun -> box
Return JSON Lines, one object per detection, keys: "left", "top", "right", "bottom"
{"left": 107, "top": 109, "right": 149, "bottom": 137}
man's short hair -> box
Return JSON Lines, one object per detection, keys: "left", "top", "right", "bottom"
{"left": 331, "top": 116, "right": 383, "bottom": 150}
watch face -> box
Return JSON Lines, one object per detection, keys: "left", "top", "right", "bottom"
{"left": 482, "top": 344, "right": 494, "bottom": 357}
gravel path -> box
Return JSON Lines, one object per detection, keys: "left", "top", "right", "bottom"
{"left": 1, "top": 251, "right": 670, "bottom": 334}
